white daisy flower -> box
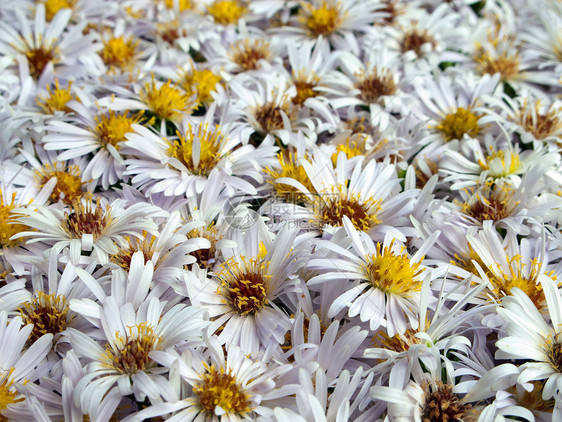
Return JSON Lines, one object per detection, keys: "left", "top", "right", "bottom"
{"left": 225, "top": 72, "right": 317, "bottom": 145}
{"left": 371, "top": 351, "right": 528, "bottom": 422}
{"left": 274, "top": 150, "right": 418, "bottom": 240}
{"left": 440, "top": 135, "right": 559, "bottom": 190}
{"left": 122, "top": 339, "right": 296, "bottom": 422}
{"left": 0, "top": 4, "right": 102, "bottom": 83}
{"left": 122, "top": 104, "right": 275, "bottom": 197}
{"left": 495, "top": 275, "right": 562, "bottom": 400}
{"left": 41, "top": 93, "right": 148, "bottom": 189}
{"left": 107, "top": 210, "right": 211, "bottom": 289}
{"left": 202, "top": 23, "right": 284, "bottom": 76}
{"left": 66, "top": 296, "right": 208, "bottom": 417}
{"left": 308, "top": 216, "right": 440, "bottom": 336}
{"left": 187, "top": 221, "right": 302, "bottom": 356}
{"left": 14, "top": 196, "right": 165, "bottom": 265}
{"left": 410, "top": 72, "right": 501, "bottom": 150}
{"left": 480, "top": 93, "right": 562, "bottom": 146}
{"left": 0, "top": 311, "right": 53, "bottom": 421}
{"left": 374, "top": 4, "right": 468, "bottom": 75}
{"left": 266, "top": 367, "right": 375, "bottom": 422}
{"left": 270, "top": 0, "right": 387, "bottom": 55}
{"left": 0, "top": 176, "right": 53, "bottom": 275}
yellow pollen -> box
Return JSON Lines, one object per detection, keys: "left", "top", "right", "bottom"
{"left": 514, "top": 381, "right": 555, "bottom": 413}
{"left": 163, "top": 0, "right": 193, "bottom": 11}
{"left": 111, "top": 233, "right": 157, "bottom": 271}
{"left": 303, "top": 1, "right": 341, "bottom": 37}
{"left": 61, "top": 198, "right": 112, "bottom": 240}
{"left": 18, "top": 292, "right": 72, "bottom": 343}
{"left": 187, "top": 223, "right": 221, "bottom": 269}
{"left": 101, "top": 322, "right": 161, "bottom": 374}
{"left": 217, "top": 257, "right": 270, "bottom": 315}
{"left": 253, "top": 100, "right": 292, "bottom": 134}
{"left": 182, "top": 68, "right": 223, "bottom": 106}
{"left": 207, "top": 1, "right": 247, "bottom": 25}
{"left": 100, "top": 35, "right": 139, "bottom": 72}
{"left": 95, "top": 111, "right": 142, "bottom": 150}
{"left": 460, "top": 183, "right": 516, "bottom": 223}
{"left": 435, "top": 107, "right": 481, "bottom": 141}
{"left": 479, "top": 150, "right": 521, "bottom": 177}
{"left": 487, "top": 255, "right": 556, "bottom": 309}
{"left": 315, "top": 185, "right": 382, "bottom": 232}
{"left": 264, "top": 150, "right": 315, "bottom": 200}
{"left": 361, "top": 241, "right": 423, "bottom": 295}
{"left": 0, "top": 191, "right": 29, "bottom": 248}
{"left": 35, "top": 162, "right": 85, "bottom": 205}
{"left": 332, "top": 137, "right": 366, "bottom": 164}
{"left": 355, "top": 68, "right": 397, "bottom": 103}
{"left": 231, "top": 39, "right": 272, "bottom": 71}
{"left": 0, "top": 370, "right": 23, "bottom": 414}
{"left": 141, "top": 76, "right": 195, "bottom": 121}
{"left": 167, "top": 123, "right": 226, "bottom": 176}
{"left": 475, "top": 51, "right": 520, "bottom": 80}
{"left": 293, "top": 75, "right": 319, "bottom": 106}
{"left": 193, "top": 365, "right": 252, "bottom": 416}
{"left": 36, "top": 79, "right": 74, "bottom": 114}
{"left": 372, "top": 328, "right": 422, "bottom": 354}
{"left": 42, "top": 0, "right": 74, "bottom": 21}
{"left": 518, "top": 101, "right": 562, "bottom": 141}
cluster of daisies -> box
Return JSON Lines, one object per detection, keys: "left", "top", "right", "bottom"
{"left": 0, "top": 0, "right": 561, "bottom": 420}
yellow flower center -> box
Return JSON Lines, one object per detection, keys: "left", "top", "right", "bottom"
{"left": 207, "top": 1, "right": 247, "bottom": 25}
{"left": 61, "top": 198, "right": 112, "bottom": 240}
{"left": 479, "top": 150, "right": 521, "bottom": 177}
{"left": 518, "top": 101, "right": 562, "bottom": 141}
{"left": 435, "top": 107, "right": 480, "bottom": 141}
{"left": 515, "top": 381, "right": 555, "bottom": 413}
{"left": 42, "top": 0, "right": 74, "bottom": 21}
{"left": 141, "top": 76, "right": 195, "bottom": 121}
{"left": 372, "top": 328, "right": 422, "bottom": 354}
{"left": 36, "top": 79, "right": 74, "bottom": 114}
{"left": 0, "top": 370, "right": 23, "bottom": 415}
{"left": 332, "top": 137, "right": 366, "bottom": 164}
{"left": 163, "top": 0, "right": 193, "bottom": 11}
{"left": 193, "top": 365, "right": 252, "bottom": 416}
{"left": 95, "top": 111, "right": 143, "bottom": 149}
{"left": 361, "top": 241, "right": 423, "bottom": 295}
{"left": 35, "top": 163, "right": 85, "bottom": 205}
{"left": 100, "top": 35, "right": 139, "bottom": 72}
{"left": 253, "top": 100, "right": 292, "bottom": 134}
{"left": 182, "top": 68, "right": 222, "bottom": 106}
{"left": 488, "top": 255, "right": 556, "bottom": 309}
{"left": 167, "top": 123, "right": 226, "bottom": 176}
{"left": 355, "top": 68, "right": 397, "bottom": 103}
{"left": 231, "top": 39, "right": 272, "bottom": 71}
{"left": 303, "top": 1, "right": 341, "bottom": 37}
{"left": 101, "top": 322, "right": 161, "bottom": 374}
{"left": 264, "top": 150, "right": 315, "bottom": 200}
{"left": 18, "top": 292, "right": 72, "bottom": 343}
{"left": 475, "top": 51, "right": 520, "bottom": 81}
{"left": 461, "top": 183, "right": 514, "bottom": 223}
{"left": 0, "top": 191, "right": 29, "bottom": 248}
{"left": 292, "top": 75, "right": 319, "bottom": 106}
{"left": 111, "top": 233, "right": 156, "bottom": 272}
{"left": 217, "top": 257, "right": 270, "bottom": 315}
{"left": 315, "top": 186, "right": 382, "bottom": 232}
